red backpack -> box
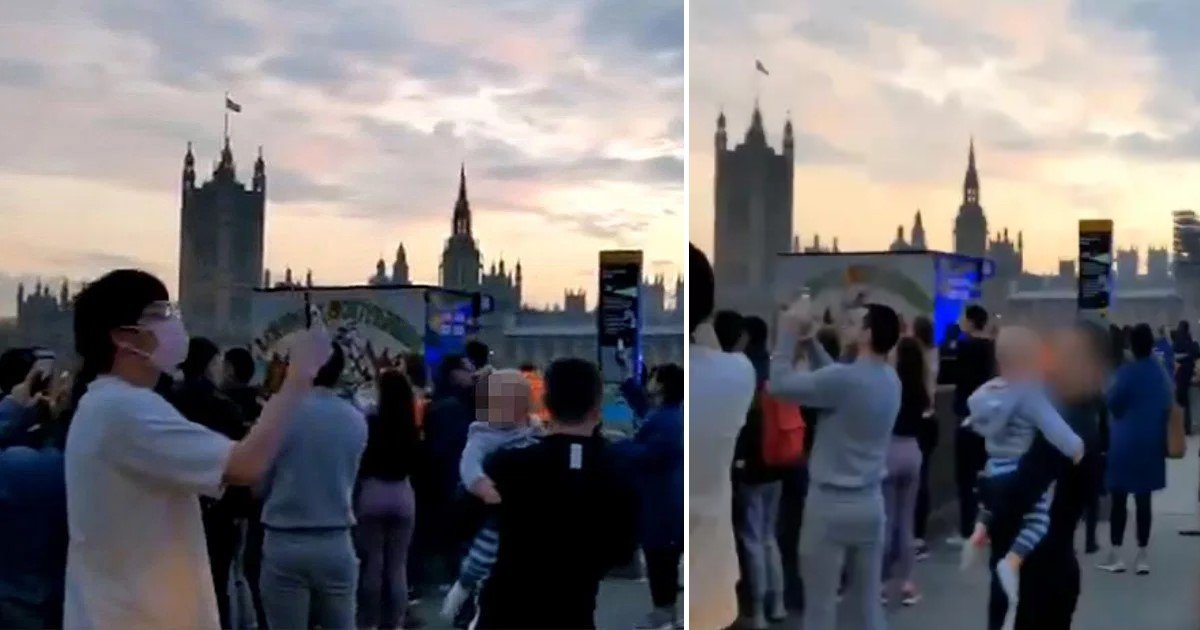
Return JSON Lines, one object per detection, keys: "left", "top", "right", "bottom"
{"left": 759, "top": 386, "right": 806, "bottom": 467}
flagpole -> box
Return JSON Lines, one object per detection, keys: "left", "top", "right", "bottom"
{"left": 224, "top": 91, "right": 229, "bottom": 140}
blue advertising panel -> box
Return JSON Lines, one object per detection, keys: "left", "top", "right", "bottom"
{"left": 424, "top": 290, "right": 481, "bottom": 377}
{"left": 932, "top": 254, "right": 986, "bottom": 345}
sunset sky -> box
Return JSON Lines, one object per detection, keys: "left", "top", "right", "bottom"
{"left": 0, "top": 0, "right": 683, "bottom": 316}
{"left": 690, "top": 0, "right": 1200, "bottom": 274}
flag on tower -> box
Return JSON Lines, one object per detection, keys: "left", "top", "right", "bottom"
{"left": 755, "top": 59, "right": 769, "bottom": 76}
{"left": 225, "top": 96, "right": 242, "bottom": 113}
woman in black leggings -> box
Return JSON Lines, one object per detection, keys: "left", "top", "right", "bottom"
{"left": 1097, "top": 323, "right": 1172, "bottom": 575}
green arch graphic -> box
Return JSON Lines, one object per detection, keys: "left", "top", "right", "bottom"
{"left": 804, "top": 265, "right": 933, "bottom": 313}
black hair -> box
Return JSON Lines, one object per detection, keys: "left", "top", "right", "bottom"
{"left": 964, "top": 305, "right": 989, "bottom": 332}
{"left": 895, "top": 336, "right": 930, "bottom": 414}
{"left": 360, "top": 369, "right": 420, "bottom": 481}
{"left": 0, "top": 348, "right": 34, "bottom": 395}
{"left": 816, "top": 326, "right": 842, "bottom": 360}
{"left": 1130, "top": 323, "right": 1155, "bottom": 360}
{"left": 690, "top": 243, "right": 714, "bottom": 333}
{"left": 465, "top": 340, "right": 490, "bottom": 369}
{"left": 71, "top": 269, "right": 170, "bottom": 408}
{"left": 433, "top": 353, "right": 469, "bottom": 395}
{"left": 655, "top": 363, "right": 684, "bottom": 406}
{"left": 912, "top": 316, "right": 934, "bottom": 349}
{"left": 743, "top": 316, "right": 769, "bottom": 350}
{"left": 402, "top": 353, "right": 428, "bottom": 389}
{"left": 1179, "top": 320, "right": 1191, "bottom": 336}
{"left": 223, "top": 347, "right": 256, "bottom": 385}
{"left": 864, "top": 303, "right": 901, "bottom": 355}
{"left": 313, "top": 343, "right": 345, "bottom": 388}
{"left": 713, "top": 310, "right": 745, "bottom": 352}
{"left": 945, "top": 323, "right": 962, "bottom": 343}
{"left": 544, "top": 357, "right": 602, "bottom": 424}
{"left": 180, "top": 337, "right": 219, "bottom": 380}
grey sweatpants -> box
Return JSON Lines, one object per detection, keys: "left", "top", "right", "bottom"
{"left": 800, "top": 485, "right": 886, "bottom": 630}
{"left": 261, "top": 529, "right": 359, "bottom": 630}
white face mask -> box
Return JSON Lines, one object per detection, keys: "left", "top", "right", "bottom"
{"left": 123, "top": 316, "right": 190, "bottom": 373}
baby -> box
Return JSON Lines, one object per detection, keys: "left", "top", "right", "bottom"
{"left": 962, "top": 326, "right": 1084, "bottom": 629}
{"left": 441, "top": 369, "right": 542, "bottom": 621}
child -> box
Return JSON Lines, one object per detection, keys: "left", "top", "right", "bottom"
{"left": 441, "top": 370, "right": 541, "bottom": 622}
{"left": 962, "top": 326, "right": 1084, "bottom": 629}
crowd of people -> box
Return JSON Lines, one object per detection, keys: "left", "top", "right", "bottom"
{"left": 690, "top": 242, "right": 1189, "bottom": 630}
{"left": 0, "top": 268, "right": 685, "bottom": 630}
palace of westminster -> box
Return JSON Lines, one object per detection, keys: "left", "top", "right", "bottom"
{"left": 8, "top": 139, "right": 684, "bottom": 368}
{"left": 712, "top": 102, "right": 1200, "bottom": 328}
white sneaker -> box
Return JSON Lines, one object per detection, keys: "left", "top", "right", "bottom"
{"left": 440, "top": 582, "right": 470, "bottom": 621}
{"left": 1097, "top": 550, "right": 1126, "bottom": 574}
{"left": 1135, "top": 548, "right": 1150, "bottom": 575}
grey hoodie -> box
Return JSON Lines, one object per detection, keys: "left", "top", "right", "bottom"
{"left": 965, "top": 377, "right": 1084, "bottom": 461}
{"left": 459, "top": 421, "right": 541, "bottom": 486}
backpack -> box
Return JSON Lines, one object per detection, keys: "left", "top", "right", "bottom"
{"left": 758, "top": 386, "right": 806, "bottom": 467}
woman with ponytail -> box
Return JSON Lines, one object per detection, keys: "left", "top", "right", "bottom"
{"left": 62, "top": 269, "right": 333, "bottom": 630}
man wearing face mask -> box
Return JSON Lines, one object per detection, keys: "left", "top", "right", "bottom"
{"left": 167, "top": 337, "right": 250, "bottom": 630}
{"left": 62, "top": 269, "right": 331, "bottom": 630}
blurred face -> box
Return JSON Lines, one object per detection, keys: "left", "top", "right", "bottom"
{"left": 1047, "top": 328, "right": 1105, "bottom": 401}
{"left": 479, "top": 372, "right": 531, "bottom": 426}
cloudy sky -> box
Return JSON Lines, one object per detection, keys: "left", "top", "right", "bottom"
{"left": 0, "top": 0, "right": 683, "bottom": 317}
{"left": 690, "top": 0, "right": 1200, "bottom": 274}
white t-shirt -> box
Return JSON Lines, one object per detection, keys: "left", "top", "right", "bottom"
{"left": 64, "top": 376, "right": 234, "bottom": 630}
{"left": 688, "top": 344, "right": 756, "bottom": 629}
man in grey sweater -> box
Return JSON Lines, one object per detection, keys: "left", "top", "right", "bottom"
{"left": 258, "top": 343, "right": 368, "bottom": 630}
{"left": 768, "top": 302, "right": 902, "bottom": 630}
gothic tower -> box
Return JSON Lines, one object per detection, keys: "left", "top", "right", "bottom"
{"left": 439, "top": 164, "right": 482, "bottom": 291}
{"left": 911, "top": 210, "right": 927, "bottom": 250}
{"left": 712, "top": 104, "right": 795, "bottom": 317}
{"left": 178, "top": 136, "right": 266, "bottom": 343}
{"left": 954, "top": 138, "right": 988, "bottom": 257}
{"left": 392, "top": 243, "right": 410, "bottom": 284}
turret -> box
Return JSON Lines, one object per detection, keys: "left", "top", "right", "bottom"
{"left": 716, "top": 109, "right": 727, "bottom": 152}
{"left": 746, "top": 100, "right": 766, "bottom": 145}
{"left": 305, "top": 269, "right": 313, "bottom": 287}
{"left": 216, "top": 135, "right": 235, "bottom": 178}
{"left": 253, "top": 146, "right": 265, "bottom": 193}
{"left": 264, "top": 269, "right": 271, "bottom": 288}
{"left": 783, "top": 114, "right": 794, "bottom": 159}
{"left": 60, "top": 279, "right": 69, "bottom": 307}
{"left": 183, "top": 141, "right": 195, "bottom": 190}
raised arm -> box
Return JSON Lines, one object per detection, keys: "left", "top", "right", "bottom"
{"left": 768, "top": 328, "right": 846, "bottom": 408}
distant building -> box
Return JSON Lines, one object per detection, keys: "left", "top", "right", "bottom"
{"left": 712, "top": 104, "right": 795, "bottom": 318}
{"left": 889, "top": 211, "right": 927, "bottom": 251}
{"left": 178, "top": 138, "right": 265, "bottom": 344}
{"left": 369, "top": 244, "right": 410, "bottom": 286}
{"left": 954, "top": 138, "right": 988, "bottom": 257}
{"left": 439, "top": 165, "right": 482, "bottom": 292}
{"left": 14, "top": 280, "right": 74, "bottom": 357}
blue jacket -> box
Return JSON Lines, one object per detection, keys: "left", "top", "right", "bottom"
{"left": 0, "top": 445, "right": 67, "bottom": 608}
{"left": 1106, "top": 357, "right": 1173, "bottom": 493}
{"left": 615, "top": 402, "right": 683, "bottom": 549}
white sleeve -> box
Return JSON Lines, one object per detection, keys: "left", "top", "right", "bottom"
{"left": 101, "top": 393, "right": 234, "bottom": 496}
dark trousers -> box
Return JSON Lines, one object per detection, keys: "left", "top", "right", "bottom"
{"left": 243, "top": 517, "right": 268, "bottom": 630}
{"left": 988, "top": 552, "right": 1079, "bottom": 630}
{"left": 1110, "top": 492, "right": 1152, "bottom": 548}
{"left": 914, "top": 431, "right": 936, "bottom": 541}
{"left": 954, "top": 426, "right": 987, "bottom": 538}
{"left": 645, "top": 545, "right": 682, "bottom": 608}
{"left": 202, "top": 509, "right": 239, "bottom": 630}
{"left": 776, "top": 464, "right": 809, "bottom": 612}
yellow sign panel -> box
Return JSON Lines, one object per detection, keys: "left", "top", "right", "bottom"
{"left": 599, "top": 250, "right": 643, "bottom": 265}
{"left": 1079, "top": 219, "right": 1113, "bottom": 233}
